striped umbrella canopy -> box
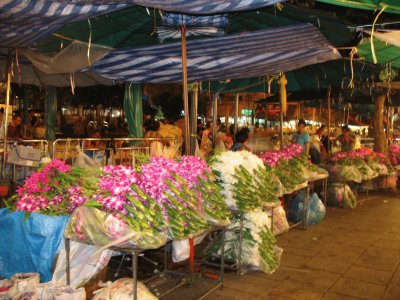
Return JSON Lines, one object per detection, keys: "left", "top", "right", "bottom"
{"left": 0, "top": 0, "right": 283, "bottom": 47}
{"left": 91, "top": 23, "right": 341, "bottom": 83}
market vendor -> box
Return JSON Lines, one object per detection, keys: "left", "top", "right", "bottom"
{"left": 231, "top": 129, "right": 251, "bottom": 152}
{"left": 337, "top": 125, "right": 355, "bottom": 152}
{"left": 7, "top": 115, "right": 24, "bottom": 139}
{"left": 292, "top": 119, "right": 310, "bottom": 157}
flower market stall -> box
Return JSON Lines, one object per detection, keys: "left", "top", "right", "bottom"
{"left": 327, "top": 147, "right": 394, "bottom": 208}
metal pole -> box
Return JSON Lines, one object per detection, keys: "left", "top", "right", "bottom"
{"left": 234, "top": 93, "right": 239, "bottom": 139}
{"left": 327, "top": 87, "right": 331, "bottom": 156}
{"left": 212, "top": 94, "right": 218, "bottom": 148}
{"left": 132, "top": 251, "right": 138, "bottom": 300}
{"left": 190, "top": 83, "right": 198, "bottom": 155}
{"left": 3, "top": 54, "right": 12, "bottom": 178}
{"left": 181, "top": 26, "right": 190, "bottom": 155}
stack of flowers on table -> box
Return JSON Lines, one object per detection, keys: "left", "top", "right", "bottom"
{"left": 329, "top": 148, "right": 386, "bottom": 182}
{"left": 209, "top": 150, "right": 282, "bottom": 274}
{"left": 7, "top": 156, "right": 230, "bottom": 249}
{"left": 258, "top": 144, "right": 308, "bottom": 194}
{"left": 389, "top": 144, "right": 400, "bottom": 170}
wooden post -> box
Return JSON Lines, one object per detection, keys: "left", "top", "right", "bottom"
{"left": 212, "top": 94, "right": 218, "bottom": 148}
{"left": 2, "top": 56, "right": 11, "bottom": 178}
{"left": 190, "top": 83, "right": 198, "bottom": 155}
{"left": 373, "top": 94, "right": 388, "bottom": 157}
{"left": 234, "top": 93, "right": 239, "bottom": 140}
{"left": 327, "top": 87, "right": 331, "bottom": 156}
{"left": 181, "top": 26, "right": 190, "bottom": 155}
{"left": 279, "top": 102, "right": 284, "bottom": 150}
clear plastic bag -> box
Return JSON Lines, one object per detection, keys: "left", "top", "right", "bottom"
{"left": 206, "top": 211, "right": 281, "bottom": 275}
{"left": 51, "top": 240, "right": 112, "bottom": 288}
{"left": 36, "top": 284, "right": 86, "bottom": 300}
{"left": 172, "top": 233, "right": 207, "bottom": 263}
{"left": 266, "top": 205, "right": 289, "bottom": 236}
{"left": 64, "top": 207, "right": 167, "bottom": 250}
{"left": 0, "top": 273, "right": 40, "bottom": 300}
{"left": 73, "top": 147, "right": 100, "bottom": 170}
{"left": 327, "top": 183, "right": 357, "bottom": 208}
{"left": 92, "top": 278, "right": 157, "bottom": 300}
{"left": 330, "top": 165, "right": 362, "bottom": 183}
{"left": 356, "top": 161, "right": 378, "bottom": 181}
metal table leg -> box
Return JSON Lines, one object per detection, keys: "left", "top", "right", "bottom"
{"left": 132, "top": 251, "right": 138, "bottom": 300}
{"left": 237, "top": 212, "right": 244, "bottom": 278}
{"left": 65, "top": 238, "right": 70, "bottom": 286}
{"left": 302, "top": 187, "right": 309, "bottom": 230}
{"left": 220, "top": 227, "right": 225, "bottom": 290}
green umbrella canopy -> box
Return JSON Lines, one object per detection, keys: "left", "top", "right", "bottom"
{"left": 357, "top": 35, "right": 400, "bottom": 68}
{"left": 201, "top": 59, "right": 380, "bottom": 93}
{"left": 315, "top": 0, "right": 400, "bottom": 14}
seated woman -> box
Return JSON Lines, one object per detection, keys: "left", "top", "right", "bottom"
{"left": 84, "top": 130, "right": 105, "bottom": 158}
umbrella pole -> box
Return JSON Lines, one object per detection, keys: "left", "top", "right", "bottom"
{"left": 190, "top": 83, "right": 198, "bottom": 155}
{"left": 327, "top": 87, "right": 331, "bottom": 156}
{"left": 2, "top": 56, "right": 11, "bottom": 178}
{"left": 234, "top": 93, "right": 239, "bottom": 140}
{"left": 279, "top": 102, "right": 284, "bottom": 150}
{"left": 181, "top": 26, "right": 190, "bottom": 155}
{"left": 212, "top": 94, "right": 218, "bottom": 148}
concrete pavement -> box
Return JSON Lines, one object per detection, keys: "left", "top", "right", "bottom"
{"left": 206, "top": 192, "right": 400, "bottom": 300}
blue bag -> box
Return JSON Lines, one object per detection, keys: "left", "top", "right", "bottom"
{"left": 0, "top": 208, "right": 69, "bottom": 282}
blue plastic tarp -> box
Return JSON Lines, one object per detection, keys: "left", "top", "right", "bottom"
{"left": 0, "top": 208, "right": 69, "bottom": 282}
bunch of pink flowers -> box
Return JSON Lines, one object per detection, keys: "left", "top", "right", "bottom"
{"left": 389, "top": 144, "right": 400, "bottom": 166}
{"left": 259, "top": 144, "right": 303, "bottom": 167}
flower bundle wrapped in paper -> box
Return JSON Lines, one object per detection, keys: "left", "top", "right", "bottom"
{"left": 211, "top": 151, "right": 283, "bottom": 212}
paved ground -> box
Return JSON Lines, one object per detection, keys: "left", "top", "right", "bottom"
{"left": 206, "top": 191, "right": 400, "bottom": 300}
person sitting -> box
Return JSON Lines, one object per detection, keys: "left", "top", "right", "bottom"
{"left": 200, "top": 121, "right": 215, "bottom": 157}
{"left": 85, "top": 130, "right": 105, "bottom": 158}
{"left": 7, "top": 115, "right": 23, "bottom": 139}
{"left": 231, "top": 129, "right": 251, "bottom": 152}
{"left": 337, "top": 125, "right": 355, "bottom": 152}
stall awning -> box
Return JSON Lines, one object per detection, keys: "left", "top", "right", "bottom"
{"left": 0, "top": 0, "right": 283, "bottom": 47}
{"left": 91, "top": 23, "right": 341, "bottom": 83}
{"left": 357, "top": 31, "right": 400, "bottom": 68}
{"left": 315, "top": 0, "right": 400, "bottom": 14}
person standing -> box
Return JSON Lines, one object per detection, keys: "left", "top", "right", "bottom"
{"left": 337, "top": 125, "right": 355, "bottom": 152}
{"left": 292, "top": 119, "right": 311, "bottom": 157}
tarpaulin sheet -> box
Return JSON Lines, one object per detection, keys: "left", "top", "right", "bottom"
{"left": 0, "top": 208, "right": 69, "bottom": 282}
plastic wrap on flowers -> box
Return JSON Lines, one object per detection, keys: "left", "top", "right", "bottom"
{"left": 92, "top": 278, "right": 158, "bottom": 300}
{"left": 211, "top": 151, "right": 280, "bottom": 212}
{"left": 206, "top": 211, "right": 282, "bottom": 274}
{"left": 327, "top": 183, "right": 357, "bottom": 208}
{"left": 264, "top": 204, "right": 289, "bottom": 236}
{"left": 369, "top": 162, "right": 388, "bottom": 176}
{"left": 301, "top": 164, "right": 329, "bottom": 181}
{"left": 64, "top": 206, "right": 167, "bottom": 250}
{"left": 356, "top": 160, "right": 378, "bottom": 181}
{"left": 273, "top": 161, "right": 307, "bottom": 194}
{"left": 329, "top": 164, "right": 363, "bottom": 183}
